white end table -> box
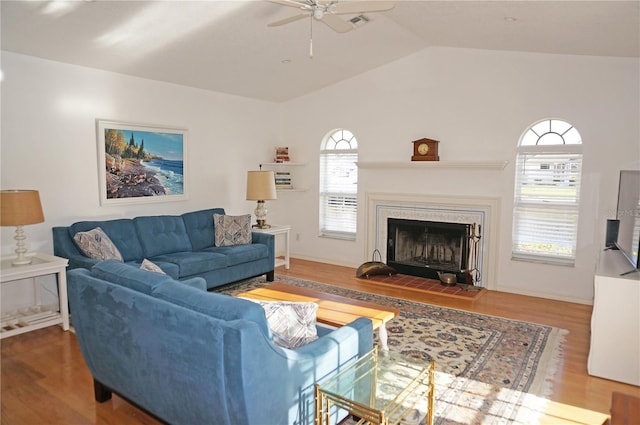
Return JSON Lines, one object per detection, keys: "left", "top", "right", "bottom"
{"left": 0, "top": 252, "right": 69, "bottom": 339}
{"left": 253, "top": 224, "right": 291, "bottom": 269}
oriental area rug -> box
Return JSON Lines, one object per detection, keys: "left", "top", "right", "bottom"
{"left": 219, "top": 275, "right": 569, "bottom": 425}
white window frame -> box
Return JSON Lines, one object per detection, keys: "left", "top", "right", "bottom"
{"left": 512, "top": 119, "right": 583, "bottom": 265}
{"left": 319, "top": 129, "right": 358, "bottom": 240}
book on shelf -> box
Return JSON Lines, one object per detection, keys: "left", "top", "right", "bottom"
{"left": 274, "top": 169, "right": 292, "bottom": 189}
{"left": 275, "top": 146, "right": 290, "bottom": 163}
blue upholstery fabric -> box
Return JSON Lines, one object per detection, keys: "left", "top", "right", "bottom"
{"left": 153, "top": 281, "right": 271, "bottom": 337}
{"left": 52, "top": 208, "right": 275, "bottom": 290}
{"left": 134, "top": 216, "right": 192, "bottom": 257}
{"left": 67, "top": 266, "right": 374, "bottom": 425}
{"left": 91, "top": 260, "right": 173, "bottom": 295}
{"left": 203, "top": 243, "right": 268, "bottom": 267}
{"left": 182, "top": 208, "right": 225, "bottom": 251}
{"left": 151, "top": 251, "right": 228, "bottom": 277}
{"left": 69, "top": 219, "right": 144, "bottom": 261}
{"left": 176, "top": 277, "right": 207, "bottom": 291}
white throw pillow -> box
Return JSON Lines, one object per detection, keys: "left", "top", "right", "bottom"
{"left": 140, "top": 258, "right": 165, "bottom": 274}
{"left": 213, "top": 213, "right": 252, "bottom": 247}
{"left": 241, "top": 298, "right": 319, "bottom": 349}
{"left": 73, "top": 227, "right": 123, "bottom": 261}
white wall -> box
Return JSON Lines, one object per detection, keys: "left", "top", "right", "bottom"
{"left": 280, "top": 47, "right": 639, "bottom": 304}
{"left": 0, "top": 51, "right": 281, "bottom": 309}
{"left": 2, "top": 48, "right": 638, "bottom": 307}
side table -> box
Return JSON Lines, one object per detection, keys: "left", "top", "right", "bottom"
{"left": 253, "top": 224, "right": 291, "bottom": 269}
{"left": 0, "top": 252, "right": 69, "bottom": 339}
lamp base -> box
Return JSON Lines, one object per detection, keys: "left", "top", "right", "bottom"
{"left": 252, "top": 220, "right": 271, "bottom": 229}
{"left": 12, "top": 256, "right": 33, "bottom": 266}
{"left": 12, "top": 225, "right": 33, "bottom": 265}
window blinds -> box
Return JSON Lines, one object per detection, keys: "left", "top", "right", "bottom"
{"left": 319, "top": 151, "right": 357, "bottom": 238}
{"left": 512, "top": 152, "right": 582, "bottom": 263}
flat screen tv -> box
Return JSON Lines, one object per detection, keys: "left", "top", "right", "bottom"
{"left": 615, "top": 170, "right": 640, "bottom": 274}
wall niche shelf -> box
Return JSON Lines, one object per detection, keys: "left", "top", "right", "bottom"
{"left": 356, "top": 160, "right": 508, "bottom": 170}
{"left": 261, "top": 162, "right": 308, "bottom": 192}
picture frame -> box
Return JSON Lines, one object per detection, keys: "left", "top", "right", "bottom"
{"left": 96, "top": 120, "right": 188, "bottom": 205}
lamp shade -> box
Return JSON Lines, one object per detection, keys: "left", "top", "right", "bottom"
{"left": 1, "top": 190, "right": 45, "bottom": 226}
{"left": 246, "top": 171, "right": 277, "bottom": 201}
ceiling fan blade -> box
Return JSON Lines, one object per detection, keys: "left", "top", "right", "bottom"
{"left": 320, "top": 14, "right": 353, "bottom": 33}
{"left": 330, "top": 1, "right": 395, "bottom": 15}
{"left": 268, "top": 13, "right": 310, "bottom": 27}
{"left": 265, "top": 0, "right": 311, "bottom": 11}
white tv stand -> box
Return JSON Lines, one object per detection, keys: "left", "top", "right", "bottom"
{"left": 587, "top": 249, "right": 640, "bottom": 385}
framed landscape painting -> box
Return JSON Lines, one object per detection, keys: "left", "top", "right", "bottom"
{"left": 97, "top": 120, "right": 188, "bottom": 205}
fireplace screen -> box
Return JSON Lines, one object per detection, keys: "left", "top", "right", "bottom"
{"left": 387, "top": 218, "right": 471, "bottom": 279}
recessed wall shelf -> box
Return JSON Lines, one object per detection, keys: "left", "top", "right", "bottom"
{"left": 355, "top": 160, "right": 509, "bottom": 170}
{"left": 261, "top": 162, "right": 308, "bottom": 192}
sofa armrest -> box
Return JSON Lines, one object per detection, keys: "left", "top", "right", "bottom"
{"left": 294, "top": 317, "right": 374, "bottom": 358}
{"left": 251, "top": 231, "right": 274, "bottom": 258}
{"left": 52, "top": 226, "right": 100, "bottom": 270}
{"left": 179, "top": 276, "right": 207, "bottom": 291}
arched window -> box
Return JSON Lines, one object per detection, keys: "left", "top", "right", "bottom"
{"left": 319, "top": 129, "right": 358, "bottom": 240}
{"left": 512, "top": 119, "right": 583, "bottom": 264}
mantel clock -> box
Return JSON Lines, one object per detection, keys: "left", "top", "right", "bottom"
{"left": 411, "top": 138, "right": 440, "bottom": 161}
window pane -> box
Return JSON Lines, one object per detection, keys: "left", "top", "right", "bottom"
{"left": 513, "top": 119, "right": 582, "bottom": 262}
{"left": 320, "top": 129, "right": 358, "bottom": 237}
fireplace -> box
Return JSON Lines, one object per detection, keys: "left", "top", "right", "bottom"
{"left": 365, "top": 192, "right": 499, "bottom": 288}
{"left": 387, "top": 218, "right": 472, "bottom": 281}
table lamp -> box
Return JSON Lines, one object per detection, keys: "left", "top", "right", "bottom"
{"left": 1, "top": 190, "right": 45, "bottom": 265}
{"left": 246, "top": 168, "right": 277, "bottom": 229}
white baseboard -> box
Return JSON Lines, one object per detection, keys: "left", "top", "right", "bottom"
{"left": 495, "top": 285, "right": 594, "bottom": 305}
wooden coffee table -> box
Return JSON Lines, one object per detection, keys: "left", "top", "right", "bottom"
{"left": 238, "top": 282, "right": 399, "bottom": 351}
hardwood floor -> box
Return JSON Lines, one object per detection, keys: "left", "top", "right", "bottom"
{"left": 2, "top": 258, "right": 639, "bottom": 424}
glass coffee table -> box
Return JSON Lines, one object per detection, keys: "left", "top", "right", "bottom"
{"left": 315, "top": 347, "right": 435, "bottom": 425}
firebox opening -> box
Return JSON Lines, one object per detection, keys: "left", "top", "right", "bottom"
{"left": 387, "top": 218, "right": 471, "bottom": 281}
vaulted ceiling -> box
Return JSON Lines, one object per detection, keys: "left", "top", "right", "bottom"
{"left": 2, "top": 1, "right": 638, "bottom": 102}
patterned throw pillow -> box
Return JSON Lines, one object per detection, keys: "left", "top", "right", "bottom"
{"left": 242, "top": 299, "right": 319, "bottom": 349}
{"left": 140, "top": 258, "right": 165, "bottom": 274}
{"left": 73, "top": 227, "right": 123, "bottom": 261}
{"left": 213, "top": 214, "right": 252, "bottom": 247}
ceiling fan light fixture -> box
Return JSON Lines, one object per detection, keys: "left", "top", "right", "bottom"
{"left": 313, "top": 7, "right": 324, "bottom": 20}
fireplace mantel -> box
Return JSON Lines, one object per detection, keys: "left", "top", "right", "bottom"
{"left": 356, "top": 160, "right": 508, "bottom": 170}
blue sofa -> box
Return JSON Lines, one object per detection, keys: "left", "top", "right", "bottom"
{"left": 67, "top": 261, "right": 374, "bottom": 425}
{"left": 53, "top": 208, "right": 275, "bottom": 289}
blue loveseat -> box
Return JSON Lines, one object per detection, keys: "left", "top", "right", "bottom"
{"left": 52, "top": 208, "right": 275, "bottom": 289}
{"left": 67, "top": 261, "right": 374, "bottom": 425}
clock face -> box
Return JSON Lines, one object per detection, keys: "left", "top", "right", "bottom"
{"left": 417, "top": 143, "right": 429, "bottom": 155}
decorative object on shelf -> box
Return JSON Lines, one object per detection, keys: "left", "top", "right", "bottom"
{"left": 246, "top": 166, "right": 277, "bottom": 229}
{"left": 0, "top": 190, "right": 45, "bottom": 265}
{"left": 275, "top": 146, "right": 290, "bottom": 162}
{"left": 411, "top": 138, "right": 440, "bottom": 161}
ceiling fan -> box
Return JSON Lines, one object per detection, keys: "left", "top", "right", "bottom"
{"left": 266, "top": 0, "right": 396, "bottom": 34}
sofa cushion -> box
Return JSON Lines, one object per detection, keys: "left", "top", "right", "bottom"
{"left": 70, "top": 219, "right": 144, "bottom": 261}
{"left": 182, "top": 208, "right": 225, "bottom": 251}
{"left": 134, "top": 216, "right": 192, "bottom": 257}
{"left": 203, "top": 243, "right": 268, "bottom": 267}
{"left": 213, "top": 214, "right": 252, "bottom": 247}
{"left": 140, "top": 258, "right": 165, "bottom": 274}
{"left": 91, "top": 260, "right": 173, "bottom": 295}
{"left": 73, "top": 227, "right": 124, "bottom": 261}
{"left": 152, "top": 281, "right": 271, "bottom": 337}
{"left": 151, "top": 251, "right": 227, "bottom": 278}
{"left": 242, "top": 299, "right": 319, "bottom": 349}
